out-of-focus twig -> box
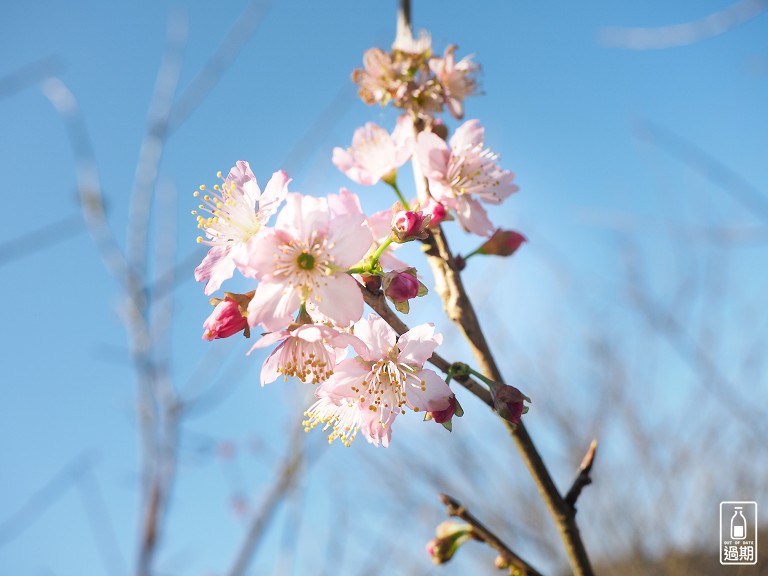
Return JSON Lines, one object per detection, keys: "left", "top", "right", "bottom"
{"left": 600, "top": 0, "right": 767, "bottom": 50}
{"left": 636, "top": 119, "right": 768, "bottom": 225}
{"left": 166, "top": 0, "right": 272, "bottom": 134}
{"left": 564, "top": 439, "right": 598, "bottom": 511}
{"left": 439, "top": 493, "right": 544, "bottom": 576}
{"left": 227, "top": 427, "right": 305, "bottom": 576}
{"left": 0, "top": 56, "right": 61, "bottom": 99}
{"left": 0, "top": 451, "right": 97, "bottom": 546}
{"left": 0, "top": 213, "right": 84, "bottom": 267}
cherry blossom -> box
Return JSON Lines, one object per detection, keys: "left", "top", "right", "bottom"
{"left": 238, "top": 193, "right": 372, "bottom": 331}
{"left": 303, "top": 314, "right": 452, "bottom": 447}
{"left": 193, "top": 162, "right": 289, "bottom": 295}
{"left": 250, "top": 323, "right": 362, "bottom": 385}
{"left": 429, "top": 45, "right": 480, "bottom": 120}
{"left": 416, "top": 120, "right": 518, "bottom": 236}
{"left": 332, "top": 115, "right": 413, "bottom": 186}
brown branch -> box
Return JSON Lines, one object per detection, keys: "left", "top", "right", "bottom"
{"left": 422, "top": 227, "right": 595, "bottom": 576}
{"left": 564, "top": 439, "right": 598, "bottom": 511}
{"left": 439, "top": 493, "right": 544, "bottom": 576}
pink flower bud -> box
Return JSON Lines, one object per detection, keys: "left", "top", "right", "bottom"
{"left": 428, "top": 394, "right": 463, "bottom": 431}
{"left": 421, "top": 197, "right": 449, "bottom": 227}
{"left": 382, "top": 268, "right": 428, "bottom": 313}
{"left": 202, "top": 292, "right": 253, "bottom": 340}
{"left": 490, "top": 383, "right": 530, "bottom": 425}
{"left": 392, "top": 208, "right": 431, "bottom": 242}
{"left": 478, "top": 229, "right": 527, "bottom": 257}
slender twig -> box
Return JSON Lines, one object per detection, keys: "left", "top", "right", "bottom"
{"left": 422, "top": 226, "right": 595, "bottom": 576}
{"left": 564, "top": 439, "right": 598, "bottom": 511}
{"left": 439, "top": 494, "right": 544, "bottom": 576}
{"left": 227, "top": 428, "right": 305, "bottom": 576}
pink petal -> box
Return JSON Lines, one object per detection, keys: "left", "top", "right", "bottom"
{"left": 311, "top": 274, "right": 364, "bottom": 328}
{"left": 455, "top": 196, "right": 494, "bottom": 237}
{"left": 258, "top": 170, "right": 290, "bottom": 218}
{"left": 354, "top": 314, "right": 396, "bottom": 360}
{"left": 327, "top": 188, "right": 363, "bottom": 217}
{"left": 328, "top": 212, "right": 372, "bottom": 268}
{"left": 195, "top": 245, "right": 235, "bottom": 296}
{"left": 450, "top": 119, "right": 484, "bottom": 150}
{"left": 406, "top": 369, "right": 452, "bottom": 413}
{"left": 276, "top": 193, "right": 329, "bottom": 242}
{"left": 319, "top": 358, "right": 370, "bottom": 400}
{"left": 398, "top": 323, "right": 442, "bottom": 366}
{"left": 234, "top": 229, "right": 279, "bottom": 280}
{"left": 416, "top": 131, "right": 450, "bottom": 180}
{"left": 332, "top": 148, "right": 375, "bottom": 186}
{"left": 247, "top": 279, "right": 301, "bottom": 331}
{"left": 358, "top": 407, "right": 393, "bottom": 447}
{"left": 259, "top": 346, "right": 283, "bottom": 386}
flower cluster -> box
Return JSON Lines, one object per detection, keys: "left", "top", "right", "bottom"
{"left": 352, "top": 32, "right": 479, "bottom": 121}
{"left": 193, "top": 31, "right": 528, "bottom": 448}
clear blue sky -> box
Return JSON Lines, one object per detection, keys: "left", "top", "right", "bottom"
{"left": 1, "top": 1, "right": 766, "bottom": 574}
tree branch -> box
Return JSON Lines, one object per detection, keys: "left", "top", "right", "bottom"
{"left": 439, "top": 493, "right": 544, "bottom": 576}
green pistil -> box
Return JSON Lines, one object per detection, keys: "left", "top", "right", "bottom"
{"left": 297, "top": 252, "right": 316, "bottom": 271}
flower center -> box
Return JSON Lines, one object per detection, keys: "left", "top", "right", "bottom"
{"left": 296, "top": 252, "right": 316, "bottom": 271}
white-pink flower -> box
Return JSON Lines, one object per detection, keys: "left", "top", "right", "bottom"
{"left": 194, "top": 162, "right": 289, "bottom": 295}
{"left": 332, "top": 115, "right": 413, "bottom": 186}
{"left": 250, "top": 323, "right": 362, "bottom": 386}
{"left": 238, "top": 193, "right": 372, "bottom": 331}
{"left": 303, "top": 314, "right": 452, "bottom": 447}
{"left": 416, "top": 120, "right": 518, "bottom": 236}
{"left": 429, "top": 45, "right": 479, "bottom": 120}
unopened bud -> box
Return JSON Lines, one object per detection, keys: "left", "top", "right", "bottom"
{"left": 426, "top": 394, "right": 464, "bottom": 431}
{"left": 202, "top": 291, "right": 254, "bottom": 340}
{"left": 392, "top": 208, "right": 431, "bottom": 242}
{"left": 478, "top": 229, "right": 526, "bottom": 257}
{"left": 490, "top": 382, "right": 530, "bottom": 426}
{"left": 420, "top": 197, "right": 449, "bottom": 227}
{"left": 382, "top": 268, "right": 428, "bottom": 313}
{"left": 426, "top": 520, "right": 473, "bottom": 565}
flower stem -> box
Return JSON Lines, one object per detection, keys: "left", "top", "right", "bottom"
{"left": 388, "top": 180, "right": 411, "bottom": 210}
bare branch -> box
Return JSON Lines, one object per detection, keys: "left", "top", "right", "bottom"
{"left": 564, "top": 439, "right": 598, "bottom": 511}
{"left": 599, "top": 0, "right": 767, "bottom": 50}
{"left": 439, "top": 493, "right": 544, "bottom": 576}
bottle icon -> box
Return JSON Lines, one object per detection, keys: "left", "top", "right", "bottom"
{"left": 731, "top": 507, "right": 747, "bottom": 540}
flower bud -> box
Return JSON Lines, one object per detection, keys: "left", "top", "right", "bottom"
{"left": 202, "top": 292, "right": 254, "bottom": 341}
{"left": 426, "top": 520, "right": 473, "bottom": 565}
{"left": 426, "top": 394, "right": 464, "bottom": 431}
{"left": 490, "top": 383, "right": 530, "bottom": 426}
{"left": 478, "top": 229, "right": 526, "bottom": 257}
{"left": 420, "top": 197, "right": 449, "bottom": 227}
{"left": 382, "top": 268, "right": 428, "bottom": 313}
{"left": 392, "top": 208, "right": 431, "bottom": 242}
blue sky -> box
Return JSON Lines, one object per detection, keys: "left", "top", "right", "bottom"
{"left": 1, "top": 1, "right": 766, "bottom": 574}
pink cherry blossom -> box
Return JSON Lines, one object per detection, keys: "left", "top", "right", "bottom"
{"left": 416, "top": 120, "right": 518, "bottom": 236}
{"left": 429, "top": 45, "right": 480, "bottom": 120}
{"left": 238, "top": 193, "right": 372, "bottom": 331}
{"left": 194, "top": 162, "right": 289, "bottom": 295}
{"left": 303, "top": 314, "right": 452, "bottom": 447}
{"left": 250, "top": 323, "right": 362, "bottom": 386}
{"left": 392, "top": 208, "right": 431, "bottom": 242}
{"left": 332, "top": 115, "right": 413, "bottom": 186}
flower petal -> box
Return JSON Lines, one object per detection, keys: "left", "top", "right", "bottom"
{"left": 406, "top": 369, "right": 452, "bottom": 413}
{"left": 455, "top": 196, "right": 494, "bottom": 237}
{"left": 328, "top": 212, "right": 372, "bottom": 268}
{"left": 247, "top": 279, "right": 301, "bottom": 331}
{"left": 353, "top": 314, "right": 396, "bottom": 360}
{"left": 258, "top": 170, "right": 290, "bottom": 218}
{"left": 311, "top": 274, "right": 364, "bottom": 328}
{"left": 195, "top": 245, "right": 235, "bottom": 295}
{"left": 398, "top": 323, "right": 442, "bottom": 366}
